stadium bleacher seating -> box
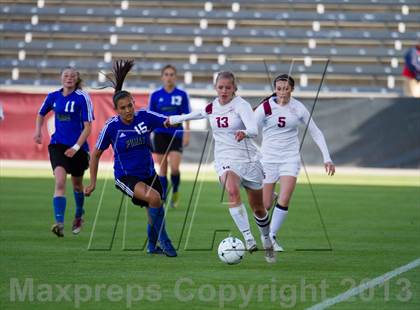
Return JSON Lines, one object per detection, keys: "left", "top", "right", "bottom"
{"left": 1, "top": 0, "right": 419, "bottom": 94}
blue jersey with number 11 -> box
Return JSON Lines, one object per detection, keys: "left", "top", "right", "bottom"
{"left": 148, "top": 87, "right": 190, "bottom": 138}
{"left": 39, "top": 88, "right": 94, "bottom": 152}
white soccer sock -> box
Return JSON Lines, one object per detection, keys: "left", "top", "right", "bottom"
{"left": 270, "top": 205, "right": 288, "bottom": 236}
{"left": 254, "top": 211, "right": 270, "bottom": 237}
{"left": 229, "top": 204, "right": 253, "bottom": 240}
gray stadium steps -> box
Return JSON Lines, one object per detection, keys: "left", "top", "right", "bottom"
{"left": 3, "top": 5, "right": 420, "bottom": 23}
{"left": 0, "top": 77, "right": 402, "bottom": 95}
{"left": 0, "top": 39, "right": 407, "bottom": 59}
{"left": 0, "top": 58, "right": 403, "bottom": 77}
{"left": 1, "top": 0, "right": 416, "bottom": 95}
{"left": 189, "top": 0, "right": 420, "bottom": 5}
{"left": 2, "top": 22, "right": 419, "bottom": 41}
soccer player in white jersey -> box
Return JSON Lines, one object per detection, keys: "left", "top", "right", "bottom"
{"left": 254, "top": 74, "right": 335, "bottom": 251}
{"left": 166, "top": 71, "right": 275, "bottom": 263}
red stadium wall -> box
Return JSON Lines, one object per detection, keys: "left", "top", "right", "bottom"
{"left": 0, "top": 91, "right": 149, "bottom": 161}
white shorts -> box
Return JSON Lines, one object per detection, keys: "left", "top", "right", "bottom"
{"left": 215, "top": 161, "right": 264, "bottom": 190}
{"left": 262, "top": 161, "right": 301, "bottom": 183}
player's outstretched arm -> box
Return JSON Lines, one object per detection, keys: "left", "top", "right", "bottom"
{"left": 168, "top": 110, "right": 206, "bottom": 125}
{"left": 84, "top": 148, "right": 104, "bottom": 196}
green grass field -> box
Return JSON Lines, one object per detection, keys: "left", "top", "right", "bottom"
{"left": 0, "top": 168, "right": 419, "bottom": 309}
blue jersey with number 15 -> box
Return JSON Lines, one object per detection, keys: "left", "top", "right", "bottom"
{"left": 96, "top": 110, "right": 167, "bottom": 179}
{"left": 148, "top": 87, "right": 190, "bottom": 138}
{"left": 38, "top": 88, "right": 94, "bottom": 152}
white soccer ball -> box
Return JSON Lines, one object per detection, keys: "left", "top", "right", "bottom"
{"left": 217, "top": 237, "right": 245, "bottom": 265}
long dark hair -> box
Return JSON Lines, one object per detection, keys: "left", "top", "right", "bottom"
{"left": 105, "top": 59, "right": 135, "bottom": 108}
{"left": 257, "top": 92, "right": 275, "bottom": 106}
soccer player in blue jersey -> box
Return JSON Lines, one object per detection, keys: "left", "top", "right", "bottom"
{"left": 148, "top": 65, "right": 191, "bottom": 208}
{"left": 84, "top": 60, "right": 177, "bottom": 257}
{"left": 34, "top": 67, "right": 94, "bottom": 237}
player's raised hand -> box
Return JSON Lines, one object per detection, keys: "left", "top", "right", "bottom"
{"left": 325, "top": 162, "right": 335, "bottom": 176}
{"left": 84, "top": 184, "right": 95, "bottom": 196}
{"left": 235, "top": 130, "right": 246, "bottom": 142}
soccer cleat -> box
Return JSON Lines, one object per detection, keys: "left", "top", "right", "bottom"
{"left": 147, "top": 245, "right": 164, "bottom": 255}
{"left": 160, "top": 239, "right": 177, "bottom": 257}
{"left": 170, "top": 192, "right": 180, "bottom": 208}
{"left": 51, "top": 223, "right": 64, "bottom": 238}
{"left": 270, "top": 233, "right": 284, "bottom": 252}
{"left": 261, "top": 235, "right": 276, "bottom": 263}
{"left": 72, "top": 217, "right": 84, "bottom": 235}
{"left": 245, "top": 237, "right": 258, "bottom": 253}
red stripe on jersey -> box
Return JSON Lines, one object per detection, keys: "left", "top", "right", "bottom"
{"left": 263, "top": 100, "right": 272, "bottom": 116}
{"left": 205, "top": 103, "right": 213, "bottom": 114}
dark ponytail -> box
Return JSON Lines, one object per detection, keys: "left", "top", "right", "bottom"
{"left": 258, "top": 92, "right": 275, "bottom": 105}
{"left": 252, "top": 92, "right": 275, "bottom": 111}
{"left": 105, "top": 59, "right": 135, "bottom": 108}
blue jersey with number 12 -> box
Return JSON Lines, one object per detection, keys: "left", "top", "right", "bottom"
{"left": 148, "top": 87, "right": 190, "bottom": 138}
{"left": 96, "top": 110, "right": 167, "bottom": 179}
{"left": 38, "top": 88, "right": 94, "bottom": 152}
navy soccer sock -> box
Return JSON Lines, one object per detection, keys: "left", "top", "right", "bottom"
{"left": 159, "top": 176, "right": 168, "bottom": 200}
{"left": 170, "top": 173, "right": 180, "bottom": 193}
{"left": 73, "top": 191, "right": 84, "bottom": 218}
{"left": 147, "top": 223, "right": 158, "bottom": 250}
{"left": 149, "top": 206, "right": 170, "bottom": 243}
{"left": 53, "top": 196, "right": 66, "bottom": 223}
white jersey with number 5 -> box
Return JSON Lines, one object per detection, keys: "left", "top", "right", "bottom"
{"left": 169, "top": 96, "right": 260, "bottom": 163}
{"left": 254, "top": 96, "right": 332, "bottom": 164}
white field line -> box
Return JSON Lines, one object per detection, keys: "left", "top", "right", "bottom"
{"left": 87, "top": 163, "right": 113, "bottom": 250}
{"left": 306, "top": 258, "right": 420, "bottom": 310}
{"left": 1, "top": 160, "right": 419, "bottom": 176}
